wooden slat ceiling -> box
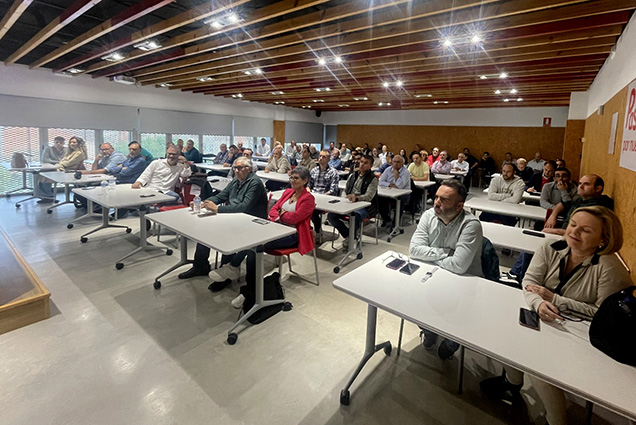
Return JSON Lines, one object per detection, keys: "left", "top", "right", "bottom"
{"left": 1, "top": 0, "right": 634, "bottom": 111}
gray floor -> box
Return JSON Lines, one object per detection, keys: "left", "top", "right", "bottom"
{"left": 0, "top": 191, "right": 620, "bottom": 425}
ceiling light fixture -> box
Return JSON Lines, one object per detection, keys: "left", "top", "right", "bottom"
{"left": 353, "top": 97, "right": 368, "bottom": 101}
{"left": 232, "top": 93, "right": 243, "bottom": 98}
{"left": 271, "top": 91, "right": 285, "bottom": 95}
{"left": 517, "top": 98, "right": 523, "bottom": 102}
{"left": 159, "top": 83, "right": 172, "bottom": 87}
{"left": 66, "top": 68, "right": 84, "bottom": 74}
{"left": 101, "top": 52, "right": 125, "bottom": 62}
{"left": 227, "top": 13, "right": 240, "bottom": 23}
{"left": 382, "top": 81, "right": 390, "bottom": 88}
{"left": 510, "top": 89, "right": 517, "bottom": 94}
{"left": 499, "top": 72, "right": 508, "bottom": 79}
{"left": 338, "top": 104, "right": 350, "bottom": 107}
{"left": 494, "top": 90, "right": 501, "bottom": 94}
{"left": 442, "top": 38, "right": 453, "bottom": 48}
{"left": 315, "top": 88, "right": 331, "bottom": 92}
{"left": 479, "top": 75, "right": 487, "bottom": 80}
{"left": 209, "top": 20, "right": 223, "bottom": 29}
{"left": 133, "top": 40, "right": 161, "bottom": 51}
{"left": 196, "top": 76, "right": 214, "bottom": 82}
{"left": 503, "top": 98, "right": 510, "bottom": 102}
{"left": 334, "top": 56, "right": 343, "bottom": 64}
{"left": 274, "top": 101, "right": 285, "bottom": 105}
{"left": 312, "top": 99, "right": 325, "bottom": 103}
{"left": 254, "top": 68, "right": 262, "bottom": 74}
{"left": 471, "top": 34, "right": 483, "bottom": 44}
{"left": 395, "top": 80, "right": 403, "bottom": 88}
{"left": 205, "top": 12, "right": 242, "bottom": 29}
{"left": 414, "top": 94, "right": 433, "bottom": 98}
{"left": 302, "top": 105, "right": 312, "bottom": 109}
{"left": 318, "top": 58, "right": 327, "bottom": 66}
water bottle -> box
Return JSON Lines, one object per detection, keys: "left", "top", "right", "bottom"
{"left": 101, "top": 179, "right": 108, "bottom": 195}
{"left": 193, "top": 195, "right": 201, "bottom": 214}
{"left": 108, "top": 178, "right": 116, "bottom": 192}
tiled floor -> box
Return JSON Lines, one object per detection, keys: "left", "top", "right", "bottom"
{"left": 0, "top": 191, "right": 620, "bottom": 425}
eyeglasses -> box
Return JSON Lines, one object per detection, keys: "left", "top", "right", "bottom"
{"left": 557, "top": 305, "right": 586, "bottom": 322}
{"left": 233, "top": 165, "right": 247, "bottom": 170}
{"left": 166, "top": 153, "right": 179, "bottom": 157}
{"left": 288, "top": 175, "right": 301, "bottom": 181}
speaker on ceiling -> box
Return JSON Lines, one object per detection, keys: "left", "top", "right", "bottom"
{"left": 315, "top": 110, "right": 322, "bottom": 117}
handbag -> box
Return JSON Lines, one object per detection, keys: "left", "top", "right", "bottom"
{"left": 589, "top": 286, "right": 636, "bottom": 366}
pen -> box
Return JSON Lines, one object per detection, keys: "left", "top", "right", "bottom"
{"left": 421, "top": 267, "right": 439, "bottom": 283}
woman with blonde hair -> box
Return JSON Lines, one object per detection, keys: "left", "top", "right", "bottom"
{"left": 57, "top": 136, "right": 87, "bottom": 171}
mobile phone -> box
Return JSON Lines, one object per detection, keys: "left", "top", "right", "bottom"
{"left": 399, "top": 263, "right": 420, "bottom": 275}
{"left": 252, "top": 218, "right": 270, "bottom": 225}
{"left": 139, "top": 194, "right": 156, "bottom": 198}
{"left": 519, "top": 308, "right": 540, "bottom": 331}
{"left": 198, "top": 211, "right": 216, "bottom": 217}
{"left": 328, "top": 199, "right": 340, "bottom": 204}
{"left": 386, "top": 258, "right": 406, "bottom": 270}
{"left": 522, "top": 230, "right": 545, "bottom": 238}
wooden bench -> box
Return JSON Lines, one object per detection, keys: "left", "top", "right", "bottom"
{"left": 0, "top": 229, "right": 50, "bottom": 335}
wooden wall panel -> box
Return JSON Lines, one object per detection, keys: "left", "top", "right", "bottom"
{"left": 582, "top": 85, "right": 636, "bottom": 279}
{"left": 273, "top": 120, "right": 285, "bottom": 144}
{"left": 336, "top": 125, "right": 565, "bottom": 166}
{"left": 562, "top": 120, "right": 585, "bottom": 181}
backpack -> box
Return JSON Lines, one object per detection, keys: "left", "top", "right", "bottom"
{"left": 11, "top": 152, "right": 28, "bottom": 168}
{"left": 589, "top": 286, "right": 636, "bottom": 366}
{"left": 481, "top": 237, "right": 502, "bottom": 283}
{"left": 240, "top": 272, "right": 290, "bottom": 324}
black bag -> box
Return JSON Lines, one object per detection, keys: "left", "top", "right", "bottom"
{"left": 11, "top": 152, "right": 27, "bottom": 168}
{"left": 240, "top": 272, "right": 289, "bottom": 324}
{"left": 589, "top": 286, "right": 636, "bottom": 366}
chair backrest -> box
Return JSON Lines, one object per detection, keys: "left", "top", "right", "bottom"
{"left": 11, "top": 152, "right": 27, "bottom": 168}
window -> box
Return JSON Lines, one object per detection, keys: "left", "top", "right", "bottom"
{"left": 202, "top": 135, "right": 230, "bottom": 155}
{"left": 48, "top": 128, "right": 96, "bottom": 161}
{"left": 103, "top": 130, "right": 131, "bottom": 155}
{"left": 140, "top": 132, "right": 167, "bottom": 158}
{"left": 0, "top": 126, "right": 39, "bottom": 195}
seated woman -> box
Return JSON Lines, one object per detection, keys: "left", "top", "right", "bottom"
{"left": 480, "top": 206, "right": 632, "bottom": 425}
{"left": 56, "top": 136, "right": 87, "bottom": 171}
{"left": 231, "top": 166, "right": 315, "bottom": 309}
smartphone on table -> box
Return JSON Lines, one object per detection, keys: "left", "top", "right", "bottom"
{"left": 399, "top": 263, "right": 420, "bottom": 275}
{"left": 385, "top": 258, "right": 407, "bottom": 270}
{"left": 519, "top": 308, "right": 540, "bottom": 331}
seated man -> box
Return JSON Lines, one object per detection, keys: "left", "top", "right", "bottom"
{"left": 132, "top": 145, "right": 191, "bottom": 201}
{"left": 178, "top": 156, "right": 268, "bottom": 289}
{"left": 375, "top": 152, "right": 393, "bottom": 176}
{"left": 256, "top": 138, "right": 270, "bottom": 156}
{"left": 227, "top": 148, "right": 258, "bottom": 178}
{"left": 309, "top": 150, "right": 340, "bottom": 240}
{"left": 35, "top": 136, "right": 66, "bottom": 201}
{"left": 223, "top": 145, "right": 239, "bottom": 167}
{"left": 408, "top": 152, "right": 430, "bottom": 181}
{"left": 409, "top": 179, "right": 483, "bottom": 360}
{"left": 213, "top": 143, "right": 229, "bottom": 165}
{"left": 515, "top": 157, "right": 534, "bottom": 183}
{"left": 450, "top": 152, "right": 469, "bottom": 174}
{"left": 183, "top": 139, "right": 202, "bottom": 163}
{"left": 431, "top": 150, "right": 452, "bottom": 175}
{"left": 82, "top": 142, "right": 126, "bottom": 175}
{"left": 340, "top": 143, "right": 352, "bottom": 166}
{"left": 540, "top": 167, "right": 578, "bottom": 212}
{"left": 527, "top": 151, "right": 545, "bottom": 173}
{"left": 264, "top": 145, "right": 291, "bottom": 191}
{"left": 480, "top": 163, "right": 524, "bottom": 226}
{"left": 328, "top": 149, "right": 343, "bottom": 170}
{"left": 378, "top": 154, "right": 410, "bottom": 227}
{"left": 328, "top": 154, "right": 378, "bottom": 249}
{"left": 478, "top": 151, "right": 497, "bottom": 187}
{"left": 297, "top": 145, "right": 317, "bottom": 171}
{"left": 525, "top": 160, "right": 555, "bottom": 193}
{"left": 109, "top": 141, "right": 148, "bottom": 184}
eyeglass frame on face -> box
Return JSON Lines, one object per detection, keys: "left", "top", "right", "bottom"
{"left": 233, "top": 165, "right": 248, "bottom": 170}
{"left": 166, "top": 152, "right": 179, "bottom": 157}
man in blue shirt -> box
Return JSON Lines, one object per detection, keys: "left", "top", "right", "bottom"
{"left": 213, "top": 143, "right": 229, "bottom": 165}
{"left": 82, "top": 142, "right": 126, "bottom": 175}
{"left": 328, "top": 148, "right": 343, "bottom": 170}
{"left": 109, "top": 141, "right": 148, "bottom": 184}
{"left": 182, "top": 139, "right": 201, "bottom": 163}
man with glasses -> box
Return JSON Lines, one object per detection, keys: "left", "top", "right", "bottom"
{"left": 82, "top": 142, "right": 126, "bottom": 175}
{"left": 228, "top": 148, "right": 258, "bottom": 178}
{"left": 309, "top": 149, "right": 340, "bottom": 243}
{"left": 178, "top": 156, "right": 268, "bottom": 291}
{"left": 108, "top": 142, "right": 148, "bottom": 184}
{"left": 132, "top": 146, "right": 191, "bottom": 201}
{"left": 213, "top": 143, "right": 229, "bottom": 165}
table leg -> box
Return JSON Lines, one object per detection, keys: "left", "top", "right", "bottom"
{"left": 387, "top": 197, "right": 404, "bottom": 242}
{"left": 333, "top": 214, "right": 363, "bottom": 274}
{"left": 79, "top": 204, "right": 131, "bottom": 242}
{"left": 68, "top": 198, "right": 102, "bottom": 227}
{"left": 46, "top": 183, "right": 73, "bottom": 213}
{"left": 6, "top": 170, "right": 33, "bottom": 194}
{"left": 457, "top": 346, "right": 465, "bottom": 394}
{"left": 115, "top": 205, "right": 172, "bottom": 269}
{"left": 152, "top": 236, "right": 193, "bottom": 289}
{"left": 339, "top": 304, "right": 392, "bottom": 405}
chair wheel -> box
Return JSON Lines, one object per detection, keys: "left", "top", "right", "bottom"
{"left": 387, "top": 237, "right": 392, "bottom": 243}
{"left": 356, "top": 253, "right": 363, "bottom": 260}
{"left": 340, "top": 390, "right": 350, "bottom": 405}
{"left": 399, "top": 229, "right": 404, "bottom": 234}
{"left": 166, "top": 249, "right": 173, "bottom": 256}
{"left": 384, "top": 343, "right": 392, "bottom": 356}
{"left": 333, "top": 266, "right": 340, "bottom": 274}
{"left": 80, "top": 237, "right": 88, "bottom": 243}
{"left": 227, "top": 333, "right": 238, "bottom": 345}
{"left": 282, "top": 302, "right": 292, "bottom": 311}
{"left": 15, "top": 204, "right": 21, "bottom": 208}
{"left": 67, "top": 224, "right": 73, "bottom": 229}
{"left": 115, "top": 262, "right": 124, "bottom": 270}
{"left": 153, "top": 280, "right": 161, "bottom": 289}
{"left": 47, "top": 209, "right": 52, "bottom": 214}
{"left": 126, "top": 227, "right": 132, "bottom": 233}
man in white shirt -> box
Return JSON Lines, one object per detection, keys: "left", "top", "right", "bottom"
{"left": 256, "top": 138, "right": 270, "bottom": 156}
{"left": 378, "top": 154, "right": 411, "bottom": 227}
{"left": 450, "top": 152, "right": 469, "bottom": 174}
{"left": 285, "top": 140, "right": 296, "bottom": 158}
{"left": 409, "top": 179, "right": 483, "bottom": 359}
{"left": 378, "top": 144, "right": 389, "bottom": 164}
{"left": 481, "top": 163, "right": 524, "bottom": 226}
{"left": 527, "top": 151, "right": 545, "bottom": 173}
{"left": 133, "top": 146, "right": 191, "bottom": 201}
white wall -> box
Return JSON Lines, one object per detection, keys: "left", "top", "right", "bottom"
{"left": 0, "top": 64, "right": 321, "bottom": 125}
{"left": 586, "top": 11, "right": 636, "bottom": 118}
{"left": 568, "top": 92, "right": 589, "bottom": 120}
{"left": 322, "top": 106, "right": 568, "bottom": 128}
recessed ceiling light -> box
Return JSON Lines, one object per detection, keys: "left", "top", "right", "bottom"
{"left": 442, "top": 38, "right": 453, "bottom": 48}
{"left": 395, "top": 80, "right": 403, "bottom": 88}
{"left": 433, "top": 101, "right": 438, "bottom": 104}
{"left": 315, "top": 88, "right": 331, "bottom": 92}
{"left": 499, "top": 72, "right": 508, "bottom": 79}
{"left": 378, "top": 102, "right": 391, "bottom": 106}
{"left": 271, "top": 91, "right": 284, "bottom": 95}
{"left": 196, "top": 76, "right": 214, "bottom": 82}
{"left": 302, "top": 105, "right": 311, "bottom": 109}
{"left": 414, "top": 94, "right": 433, "bottom": 98}
{"left": 274, "top": 101, "right": 285, "bottom": 105}
{"left": 254, "top": 68, "right": 262, "bottom": 74}
{"left": 101, "top": 52, "right": 125, "bottom": 62}
{"left": 479, "top": 75, "right": 487, "bottom": 80}
{"left": 510, "top": 89, "right": 517, "bottom": 94}
{"left": 471, "top": 34, "right": 483, "bottom": 44}
{"left": 503, "top": 98, "right": 510, "bottom": 102}
{"left": 313, "top": 99, "right": 324, "bottom": 103}
{"left": 517, "top": 98, "right": 523, "bottom": 102}
{"left": 318, "top": 58, "right": 327, "bottom": 66}
{"left": 210, "top": 20, "right": 223, "bottom": 29}
{"left": 382, "top": 81, "right": 390, "bottom": 88}
{"left": 159, "top": 83, "right": 172, "bottom": 87}
{"left": 232, "top": 93, "right": 243, "bottom": 98}
{"left": 353, "top": 97, "right": 368, "bottom": 101}
{"left": 334, "top": 56, "right": 343, "bottom": 64}
{"left": 443, "top": 101, "right": 449, "bottom": 104}
{"left": 134, "top": 40, "right": 161, "bottom": 51}
{"left": 66, "top": 68, "right": 83, "bottom": 74}
{"left": 494, "top": 90, "right": 501, "bottom": 95}
{"left": 243, "top": 71, "right": 251, "bottom": 75}
{"left": 338, "top": 104, "right": 350, "bottom": 107}
{"left": 227, "top": 13, "right": 240, "bottom": 23}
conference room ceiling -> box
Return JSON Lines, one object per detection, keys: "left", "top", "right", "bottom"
{"left": 1, "top": 0, "right": 634, "bottom": 111}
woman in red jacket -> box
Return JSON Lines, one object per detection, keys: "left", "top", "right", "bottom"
{"left": 231, "top": 166, "right": 316, "bottom": 309}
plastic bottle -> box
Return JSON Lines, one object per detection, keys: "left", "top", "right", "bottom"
{"left": 101, "top": 179, "right": 108, "bottom": 195}
{"left": 193, "top": 195, "right": 201, "bottom": 214}
{"left": 108, "top": 178, "right": 116, "bottom": 192}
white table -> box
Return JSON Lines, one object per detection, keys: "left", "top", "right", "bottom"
{"left": 333, "top": 251, "right": 636, "bottom": 422}
{"left": 39, "top": 171, "right": 111, "bottom": 214}
{"left": 270, "top": 190, "right": 371, "bottom": 273}
{"left": 194, "top": 163, "right": 231, "bottom": 174}
{"left": 207, "top": 176, "right": 231, "bottom": 192}
{"left": 255, "top": 170, "right": 290, "bottom": 183}
{"left": 146, "top": 209, "right": 296, "bottom": 344}
{"left": 481, "top": 222, "right": 560, "bottom": 254}
{"left": 71, "top": 185, "right": 176, "bottom": 269}
{"left": 413, "top": 180, "right": 436, "bottom": 211}
{"left": 463, "top": 195, "right": 546, "bottom": 225}
{"left": 483, "top": 187, "right": 537, "bottom": 202}
{"left": 9, "top": 164, "right": 57, "bottom": 206}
